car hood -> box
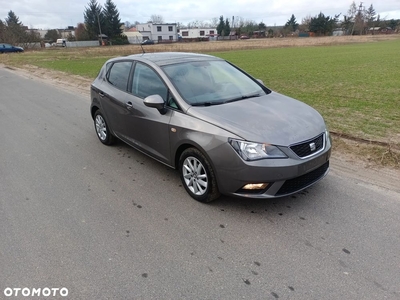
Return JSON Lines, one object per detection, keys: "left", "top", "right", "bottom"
{"left": 186, "top": 92, "right": 326, "bottom": 146}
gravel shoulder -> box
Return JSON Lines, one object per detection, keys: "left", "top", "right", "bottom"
{"left": 3, "top": 64, "right": 400, "bottom": 195}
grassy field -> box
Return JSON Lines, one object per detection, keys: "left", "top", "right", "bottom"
{"left": 1, "top": 35, "right": 399, "bottom": 166}
{"left": 216, "top": 40, "right": 400, "bottom": 143}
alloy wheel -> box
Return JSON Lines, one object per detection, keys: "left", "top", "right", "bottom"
{"left": 182, "top": 156, "right": 208, "bottom": 195}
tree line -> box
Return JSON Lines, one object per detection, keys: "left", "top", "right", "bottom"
{"left": 1, "top": 1, "right": 399, "bottom": 46}
{"left": 0, "top": 0, "right": 126, "bottom": 46}
{"left": 41, "top": 0, "right": 126, "bottom": 44}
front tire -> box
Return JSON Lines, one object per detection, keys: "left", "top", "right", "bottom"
{"left": 94, "top": 110, "right": 115, "bottom": 145}
{"left": 179, "top": 148, "right": 220, "bottom": 203}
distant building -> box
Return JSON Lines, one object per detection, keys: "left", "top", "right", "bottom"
{"left": 367, "top": 27, "right": 394, "bottom": 34}
{"left": 178, "top": 28, "right": 217, "bottom": 40}
{"left": 136, "top": 23, "right": 178, "bottom": 42}
{"left": 58, "top": 27, "right": 75, "bottom": 39}
{"left": 332, "top": 28, "right": 345, "bottom": 36}
{"left": 25, "top": 27, "right": 76, "bottom": 40}
{"left": 122, "top": 27, "right": 143, "bottom": 44}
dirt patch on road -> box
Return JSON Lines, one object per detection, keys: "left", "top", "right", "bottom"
{"left": 5, "top": 64, "right": 92, "bottom": 96}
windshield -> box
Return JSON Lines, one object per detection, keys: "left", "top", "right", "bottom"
{"left": 162, "top": 60, "right": 269, "bottom": 106}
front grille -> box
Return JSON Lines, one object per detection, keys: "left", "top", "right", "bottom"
{"left": 290, "top": 134, "right": 324, "bottom": 158}
{"left": 276, "top": 161, "right": 329, "bottom": 196}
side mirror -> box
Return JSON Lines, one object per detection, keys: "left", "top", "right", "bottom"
{"left": 144, "top": 94, "right": 167, "bottom": 115}
{"left": 257, "top": 79, "right": 264, "bottom": 85}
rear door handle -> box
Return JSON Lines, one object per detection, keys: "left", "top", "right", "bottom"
{"left": 99, "top": 92, "right": 105, "bottom": 97}
{"left": 126, "top": 101, "right": 133, "bottom": 110}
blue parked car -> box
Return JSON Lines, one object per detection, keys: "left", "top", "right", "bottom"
{"left": 141, "top": 39, "right": 154, "bottom": 45}
{"left": 0, "top": 43, "right": 24, "bottom": 53}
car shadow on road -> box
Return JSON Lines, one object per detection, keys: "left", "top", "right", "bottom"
{"left": 102, "top": 139, "right": 331, "bottom": 223}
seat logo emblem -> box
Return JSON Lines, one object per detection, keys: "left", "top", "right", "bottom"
{"left": 309, "top": 142, "right": 316, "bottom": 151}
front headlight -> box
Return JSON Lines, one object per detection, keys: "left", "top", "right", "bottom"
{"left": 229, "top": 139, "right": 287, "bottom": 161}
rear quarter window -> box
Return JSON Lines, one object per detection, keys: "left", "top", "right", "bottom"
{"left": 107, "top": 61, "right": 132, "bottom": 91}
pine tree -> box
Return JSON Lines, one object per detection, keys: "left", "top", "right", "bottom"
{"left": 84, "top": 0, "right": 104, "bottom": 40}
{"left": 309, "top": 12, "right": 339, "bottom": 36}
{"left": 365, "top": 4, "right": 376, "bottom": 31}
{"left": 285, "top": 14, "right": 299, "bottom": 32}
{"left": 224, "top": 18, "right": 231, "bottom": 36}
{"left": 103, "top": 0, "right": 122, "bottom": 39}
{"left": 5, "top": 10, "right": 22, "bottom": 26}
{"left": 217, "top": 16, "right": 225, "bottom": 36}
{"left": 4, "top": 10, "right": 26, "bottom": 44}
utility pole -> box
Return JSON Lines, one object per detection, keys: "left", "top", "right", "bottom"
{"left": 96, "top": 11, "right": 103, "bottom": 45}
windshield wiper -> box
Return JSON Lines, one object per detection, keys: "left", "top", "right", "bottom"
{"left": 223, "top": 93, "right": 262, "bottom": 104}
{"left": 191, "top": 101, "right": 224, "bottom": 107}
{"left": 191, "top": 93, "right": 262, "bottom": 106}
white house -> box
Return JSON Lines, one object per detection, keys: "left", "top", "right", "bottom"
{"left": 136, "top": 23, "right": 178, "bottom": 42}
{"left": 179, "top": 28, "right": 217, "bottom": 40}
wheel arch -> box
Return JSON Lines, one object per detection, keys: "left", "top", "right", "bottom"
{"left": 91, "top": 105, "right": 99, "bottom": 120}
{"left": 174, "top": 142, "right": 218, "bottom": 177}
{"left": 90, "top": 95, "right": 102, "bottom": 120}
{"left": 176, "top": 145, "right": 221, "bottom": 202}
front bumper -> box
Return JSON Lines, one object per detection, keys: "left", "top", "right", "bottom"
{"left": 211, "top": 137, "right": 332, "bottom": 199}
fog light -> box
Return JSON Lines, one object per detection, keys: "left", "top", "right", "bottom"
{"left": 242, "top": 183, "right": 269, "bottom": 190}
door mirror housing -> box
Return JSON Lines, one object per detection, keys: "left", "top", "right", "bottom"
{"left": 144, "top": 94, "right": 167, "bottom": 114}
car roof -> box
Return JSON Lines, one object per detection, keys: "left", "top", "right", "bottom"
{"left": 111, "top": 52, "right": 223, "bottom": 67}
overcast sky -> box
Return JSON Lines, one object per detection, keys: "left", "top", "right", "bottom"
{"left": 1, "top": 0, "right": 399, "bottom": 29}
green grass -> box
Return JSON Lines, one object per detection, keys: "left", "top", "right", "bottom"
{"left": 33, "top": 57, "right": 107, "bottom": 78}
{"left": 212, "top": 40, "right": 400, "bottom": 143}
{"left": 2, "top": 39, "right": 400, "bottom": 146}
{"left": 1, "top": 49, "right": 109, "bottom": 78}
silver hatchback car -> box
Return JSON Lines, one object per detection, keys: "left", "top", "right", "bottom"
{"left": 90, "top": 52, "right": 331, "bottom": 202}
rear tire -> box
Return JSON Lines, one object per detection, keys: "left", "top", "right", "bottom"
{"left": 94, "top": 110, "right": 115, "bottom": 145}
{"left": 179, "top": 148, "right": 220, "bottom": 203}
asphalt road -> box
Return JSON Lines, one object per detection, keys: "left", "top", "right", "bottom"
{"left": 1, "top": 67, "right": 399, "bottom": 300}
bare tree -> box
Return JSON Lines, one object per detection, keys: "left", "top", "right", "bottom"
{"left": 187, "top": 20, "right": 209, "bottom": 28}
{"left": 187, "top": 20, "right": 198, "bottom": 28}
{"left": 348, "top": 1, "right": 358, "bottom": 21}
{"left": 75, "top": 23, "right": 90, "bottom": 40}
{"left": 148, "top": 14, "right": 164, "bottom": 23}
{"left": 235, "top": 16, "right": 245, "bottom": 28}
{"left": 124, "top": 21, "right": 140, "bottom": 30}
{"left": 299, "top": 14, "right": 312, "bottom": 32}
{"left": 210, "top": 17, "right": 219, "bottom": 27}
